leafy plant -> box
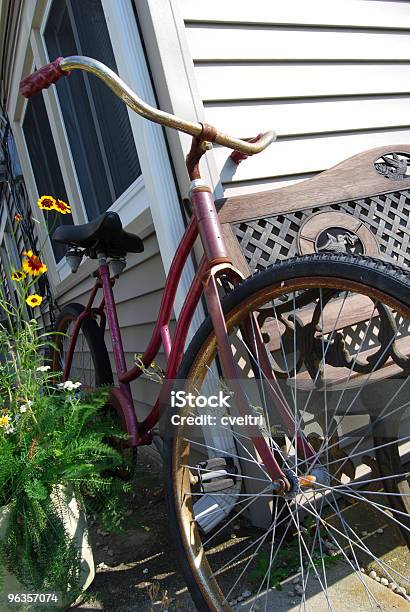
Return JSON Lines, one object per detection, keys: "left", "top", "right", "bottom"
{"left": 0, "top": 364, "right": 128, "bottom": 600}
{"left": 0, "top": 220, "right": 129, "bottom": 604}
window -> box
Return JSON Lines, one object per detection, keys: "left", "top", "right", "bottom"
{"left": 23, "top": 92, "right": 72, "bottom": 262}
{"left": 44, "top": 0, "right": 141, "bottom": 220}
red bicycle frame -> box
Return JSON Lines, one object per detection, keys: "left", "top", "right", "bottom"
{"left": 62, "top": 134, "right": 314, "bottom": 492}
{"left": 19, "top": 56, "right": 308, "bottom": 493}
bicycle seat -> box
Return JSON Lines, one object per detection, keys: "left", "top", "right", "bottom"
{"left": 53, "top": 211, "right": 144, "bottom": 257}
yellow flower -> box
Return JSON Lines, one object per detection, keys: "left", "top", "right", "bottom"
{"left": 38, "top": 195, "right": 56, "bottom": 211}
{"left": 11, "top": 270, "right": 26, "bottom": 282}
{"left": 22, "top": 251, "right": 47, "bottom": 277}
{"left": 26, "top": 294, "right": 43, "bottom": 308}
{"left": 14, "top": 213, "right": 23, "bottom": 222}
{"left": 53, "top": 198, "right": 71, "bottom": 214}
{"left": 0, "top": 415, "right": 10, "bottom": 428}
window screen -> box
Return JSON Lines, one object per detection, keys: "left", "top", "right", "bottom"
{"left": 44, "top": 0, "right": 141, "bottom": 220}
{"left": 23, "top": 93, "right": 72, "bottom": 263}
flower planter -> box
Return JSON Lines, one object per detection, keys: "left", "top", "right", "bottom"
{"left": 0, "top": 505, "right": 23, "bottom": 595}
{"left": 0, "top": 487, "right": 94, "bottom": 608}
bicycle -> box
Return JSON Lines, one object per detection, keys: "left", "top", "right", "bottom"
{"left": 21, "top": 57, "right": 410, "bottom": 611}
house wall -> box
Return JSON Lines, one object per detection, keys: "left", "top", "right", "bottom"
{"left": 0, "top": 0, "right": 192, "bottom": 423}
{"left": 3, "top": 0, "right": 409, "bottom": 422}
{"left": 175, "top": 0, "right": 410, "bottom": 198}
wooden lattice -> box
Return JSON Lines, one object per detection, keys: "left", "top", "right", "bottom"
{"left": 233, "top": 188, "right": 410, "bottom": 273}
{"left": 218, "top": 145, "right": 410, "bottom": 279}
{"left": 218, "top": 145, "right": 410, "bottom": 378}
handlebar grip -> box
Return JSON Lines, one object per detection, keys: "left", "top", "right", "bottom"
{"left": 230, "top": 133, "right": 264, "bottom": 165}
{"left": 20, "top": 57, "right": 69, "bottom": 98}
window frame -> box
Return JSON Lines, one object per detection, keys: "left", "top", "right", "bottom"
{"left": 7, "top": 0, "right": 185, "bottom": 312}
{"left": 10, "top": 0, "right": 148, "bottom": 288}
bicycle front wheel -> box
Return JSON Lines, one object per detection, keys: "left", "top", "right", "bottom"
{"left": 164, "top": 254, "right": 410, "bottom": 611}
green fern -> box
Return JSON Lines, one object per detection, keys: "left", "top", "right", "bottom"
{"left": 0, "top": 303, "right": 130, "bottom": 605}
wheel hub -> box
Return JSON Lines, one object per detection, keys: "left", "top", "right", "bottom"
{"left": 271, "top": 464, "right": 331, "bottom": 497}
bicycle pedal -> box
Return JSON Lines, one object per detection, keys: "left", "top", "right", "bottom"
{"left": 194, "top": 457, "right": 237, "bottom": 493}
{"left": 193, "top": 457, "right": 241, "bottom": 533}
{"left": 201, "top": 478, "right": 235, "bottom": 493}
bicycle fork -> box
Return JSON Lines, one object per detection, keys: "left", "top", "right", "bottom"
{"left": 189, "top": 180, "right": 315, "bottom": 494}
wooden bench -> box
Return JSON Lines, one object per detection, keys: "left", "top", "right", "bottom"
{"left": 216, "top": 147, "right": 410, "bottom": 485}
{"left": 217, "top": 145, "right": 410, "bottom": 388}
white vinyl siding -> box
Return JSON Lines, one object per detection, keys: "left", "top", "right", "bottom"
{"left": 178, "top": 1, "right": 410, "bottom": 29}
{"left": 178, "top": 0, "right": 410, "bottom": 196}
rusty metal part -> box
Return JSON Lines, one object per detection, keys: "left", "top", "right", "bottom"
{"left": 186, "top": 123, "right": 218, "bottom": 180}
{"left": 230, "top": 133, "right": 263, "bottom": 165}
{"left": 190, "top": 186, "right": 231, "bottom": 266}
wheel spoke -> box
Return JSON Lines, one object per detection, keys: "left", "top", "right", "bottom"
{"left": 300, "top": 490, "right": 381, "bottom": 609}
{"left": 285, "top": 498, "right": 333, "bottom": 610}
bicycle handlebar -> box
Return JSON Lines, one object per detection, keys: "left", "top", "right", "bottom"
{"left": 20, "top": 56, "right": 276, "bottom": 155}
